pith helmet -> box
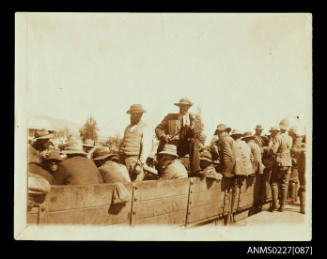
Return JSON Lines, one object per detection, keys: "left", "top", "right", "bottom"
{"left": 289, "top": 125, "right": 305, "bottom": 137}
{"left": 174, "top": 98, "right": 193, "bottom": 107}
{"left": 279, "top": 118, "right": 290, "bottom": 131}
{"left": 126, "top": 104, "right": 146, "bottom": 114}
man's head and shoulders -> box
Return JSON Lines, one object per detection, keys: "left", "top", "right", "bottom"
{"left": 157, "top": 144, "right": 188, "bottom": 179}
{"left": 160, "top": 98, "right": 194, "bottom": 122}
{"left": 277, "top": 118, "right": 293, "bottom": 143}
{"left": 93, "top": 147, "right": 131, "bottom": 183}
{"left": 125, "top": 104, "right": 147, "bottom": 128}
{"left": 242, "top": 131, "right": 261, "bottom": 151}
{"left": 28, "top": 129, "right": 54, "bottom": 164}
{"left": 214, "top": 124, "right": 233, "bottom": 145}
{"left": 54, "top": 138, "right": 101, "bottom": 185}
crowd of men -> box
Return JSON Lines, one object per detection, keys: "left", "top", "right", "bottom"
{"left": 27, "top": 97, "right": 307, "bottom": 215}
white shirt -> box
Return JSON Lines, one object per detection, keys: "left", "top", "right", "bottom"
{"left": 181, "top": 113, "right": 190, "bottom": 127}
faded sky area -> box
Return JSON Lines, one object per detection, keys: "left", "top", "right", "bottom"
{"left": 18, "top": 13, "right": 312, "bottom": 143}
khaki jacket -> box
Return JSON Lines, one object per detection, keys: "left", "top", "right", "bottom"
{"left": 272, "top": 132, "right": 293, "bottom": 167}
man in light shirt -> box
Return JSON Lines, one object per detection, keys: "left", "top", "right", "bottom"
{"left": 119, "top": 104, "right": 153, "bottom": 182}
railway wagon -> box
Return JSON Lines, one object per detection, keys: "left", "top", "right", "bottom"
{"left": 27, "top": 173, "right": 272, "bottom": 226}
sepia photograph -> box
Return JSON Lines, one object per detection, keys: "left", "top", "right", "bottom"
{"left": 14, "top": 12, "right": 312, "bottom": 241}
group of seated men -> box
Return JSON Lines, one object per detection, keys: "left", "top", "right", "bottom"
{"left": 27, "top": 97, "right": 306, "bottom": 214}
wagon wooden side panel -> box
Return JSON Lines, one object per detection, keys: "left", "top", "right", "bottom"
{"left": 186, "top": 178, "right": 224, "bottom": 225}
{"left": 237, "top": 175, "right": 256, "bottom": 211}
{"left": 131, "top": 178, "right": 190, "bottom": 226}
{"left": 44, "top": 183, "right": 133, "bottom": 225}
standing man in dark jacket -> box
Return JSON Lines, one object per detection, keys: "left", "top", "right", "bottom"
{"left": 270, "top": 119, "right": 293, "bottom": 212}
{"left": 214, "top": 124, "right": 235, "bottom": 178}
{"left": 155, "top": 98, "right": 201, "bottom": 176}
{"left": 53, "top": 139, "right": 103, "bottom": 185}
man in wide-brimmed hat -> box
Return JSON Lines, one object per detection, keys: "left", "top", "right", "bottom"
{"left": 93, "top": 147, "right": 131, "bottom": 183}
{"left": 270, "top": 118, "right": 293, "bottom": 212}
{"left": 41, "top": 150, "right": 63, "bottom": 175}
{"left": 53, "top": 138, "right": 103, "bottom": 185}
{"left": 28, "top": 129, "right": 54, "bottom": 164}
{"left": 119, "top": 104, "right": 153, "bottom": 182}
{"left": 155, "top": 97, "right": 201, "bottom": 176}
{"left": 199, "top": 149, "right": 223, "bottom": 181}
{"left": 156, "top": 144, "right": 188, "bottom": 180}
{"left": 214, "top": 124, "right": 235, "bottom": 178}
{"left": 254, "top": 125, "right": 267, "bottom": 151}
{"left": 27, "top": 129, "right": 56, "bottom": 184}
{"left": 83, "top": 138, "right": 94, "bottom": 153}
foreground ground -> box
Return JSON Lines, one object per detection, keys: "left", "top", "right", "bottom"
{"left": 234, "top": 203, "right": 305, "bottom": 226}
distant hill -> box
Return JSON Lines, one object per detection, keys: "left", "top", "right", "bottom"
{"left": 28, "top": 114, "right": 120, "bottom": 139}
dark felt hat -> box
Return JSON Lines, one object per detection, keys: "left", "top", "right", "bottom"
{"left": 92, "top": 147, "right": 117, "bottom": 161}
{"left": 46, "top": 150, "right": 63, "bottom": 161}
{"left": 174, "top": 98, "right": 193, "bottom": 107}
{"left": 35, "top": 129, "right": 53, "bottom": 140}
{"left": 255, "top": 125, "right": 264, "bottom": 131}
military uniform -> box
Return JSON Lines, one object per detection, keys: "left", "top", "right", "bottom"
{"left": 291, "top": 135, "right": 306, "bottom": 213}
{"left": 271, "top": 128, "right": 293, "bottom": 212}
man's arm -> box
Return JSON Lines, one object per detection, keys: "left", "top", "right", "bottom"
{"left": 155, "top": 115, "right": 170, "bottom": 142}
{"left": 140, "top": 124, "right": 155, "bottom": 164}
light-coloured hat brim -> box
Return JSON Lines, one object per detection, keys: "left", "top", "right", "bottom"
{"left": 158, "top": 151, "right": 178, "bottom": 157}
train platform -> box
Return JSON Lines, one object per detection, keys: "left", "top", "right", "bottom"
{"left": 234, "top": 204, "right": 305, "bottom": 226}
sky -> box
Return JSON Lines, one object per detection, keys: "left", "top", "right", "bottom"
{"left": 17, "top": 13, "right": 312, "bottom": 143}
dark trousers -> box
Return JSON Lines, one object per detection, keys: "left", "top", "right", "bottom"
{"left": 177, "top": 138, "right": 201, "bottom": 174}
{"left": 298, "top": 169, "right": 306, "bottom": 193}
